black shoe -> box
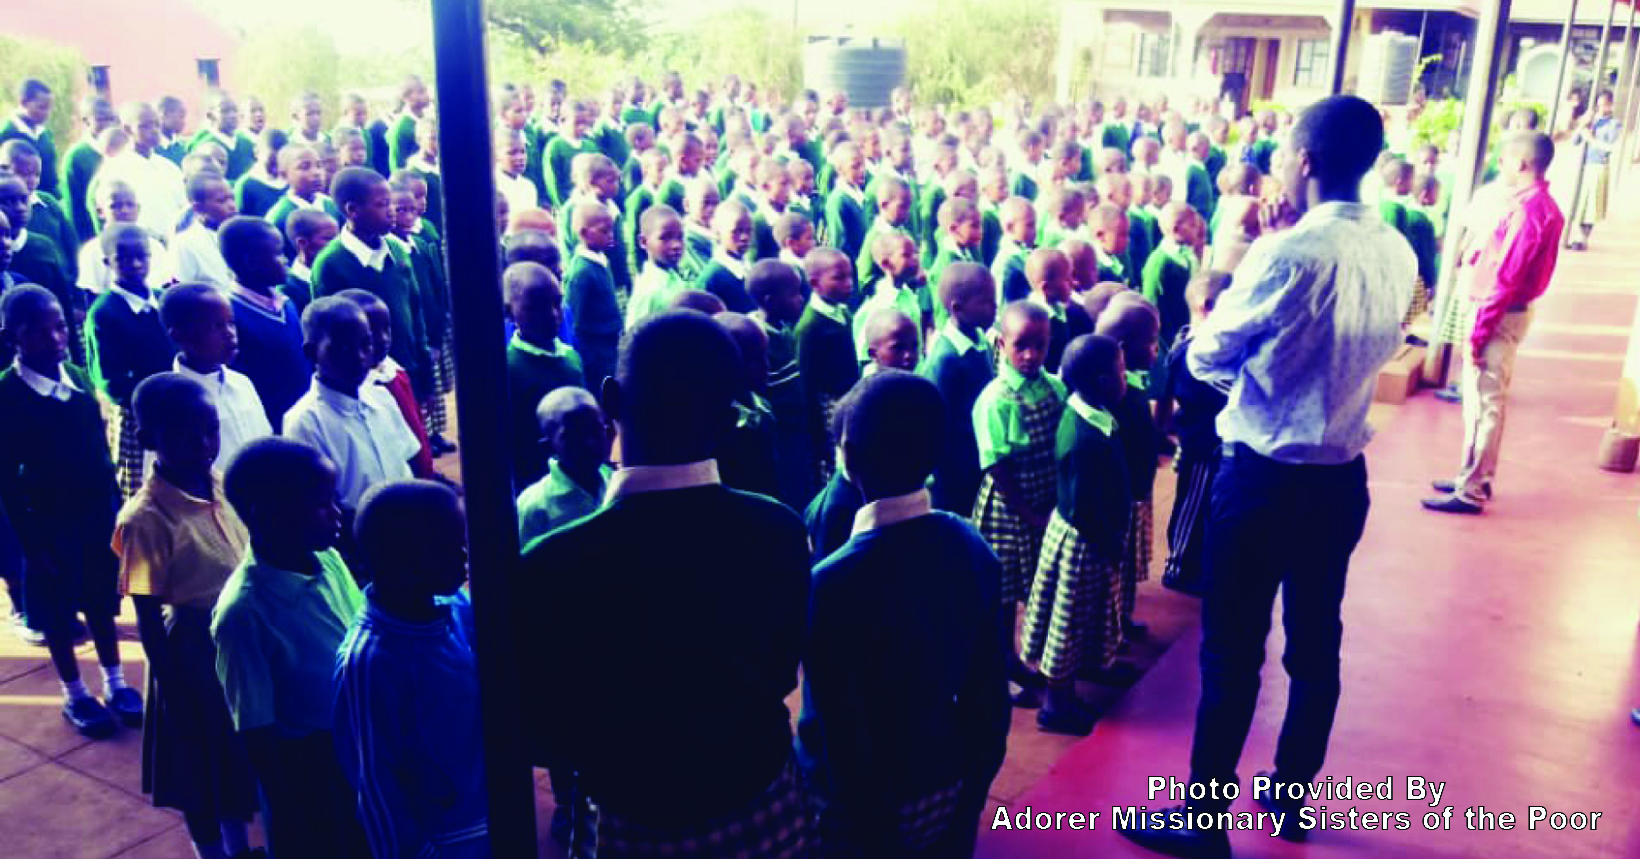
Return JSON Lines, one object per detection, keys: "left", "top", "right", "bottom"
{"left": 1432, "top": 387, "right": 1461, "bottom": 404}
{"left": 1009, "top": 682, "right": 1041, "bottom": 709}
{"left": 1253, "top": 771, "right": 1308, "bottom": 843}
{"left": 1036, "top": 703, "right": 1097, "bottom": 736}
{"left": 1431, "top": 479, "right": 1490, "bottom": 501}
{"left": 1078, "top": 660, "right": 1141, "bottom": 686}
{"left": 1421, "top": 494, "right": 1483, "bottom": 515}
{"left": 1124, "top": 618, "right": 1149, "bottom": 639}
{"left": 1404, "top": 334, "right": 1428, "bottom": 347}
{"left": 430, "top": 433, "right": 457, "bottom": 456}
{"left": 1010, "top": 663, "right": 1046, "bottom": 690}
{"left": 106, "top": 687, "right": 143, "bottom": 728}
{"left": 1116, "top": 805, "right": 1232, "bottom": 859}
{"left": 63, "top": 696, "right": 117, "bottom": 739}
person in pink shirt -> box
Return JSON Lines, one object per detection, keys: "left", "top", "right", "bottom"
{"left": 1424, "top": 132, "right": 1563, "bottom": 514}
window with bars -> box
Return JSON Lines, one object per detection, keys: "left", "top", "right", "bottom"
{"left": 1293, "top": 38, "right": 1331, "bottom": 88}
{"left": 1138, "top": 31, "right": 1174, "bottom": 78}
{"left": 197, "top": 58, "right": 220, "bottom": 88}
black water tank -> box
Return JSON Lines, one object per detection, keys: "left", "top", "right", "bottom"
{"left": 803, "top": 36, "right": 908, "bottom": 110}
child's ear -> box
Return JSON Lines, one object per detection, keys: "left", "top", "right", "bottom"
{"left": 597, "top": 375, "right": 622, "bottom": 425}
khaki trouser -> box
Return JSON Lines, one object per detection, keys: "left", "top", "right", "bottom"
{"left": 1456, "top": 308, "right": 1532, "bottom": 503}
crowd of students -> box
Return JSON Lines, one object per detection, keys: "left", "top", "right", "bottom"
{"left": 0, "top": 69, "right": 1472, "bottom": 859}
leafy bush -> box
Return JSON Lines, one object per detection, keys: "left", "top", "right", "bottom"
{"left": 1412, "top": 98, "right": 1463, "bottom": 149}
{"left": 0, "top": 34, "right": 87, "bottom": 145}
{"left": 233, "top": 26, "right": 343, "bottom": 132}
{"left": 892, "top": 0, "right": 1061, "bottom": 108}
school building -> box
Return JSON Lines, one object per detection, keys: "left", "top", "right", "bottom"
{"left": 1057, "top": 0, "right": 1640, "bottom": 114}
{"left": 0, "top": 0, "right": 239, "bottom": 105}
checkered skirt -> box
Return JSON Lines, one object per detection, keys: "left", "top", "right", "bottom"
{"left": 424, "top": 325, "right": 453, "bottom": 436}
{"left": 814, "top": 393, "right": 842, "bottom": 485}
{"left": 1120, "top": 500, "right": 1154, "bottom": 619}
{"left": 114, "top": 405, "right": 145, "bottom": 499}
{"left": 1402, "top": 276, "right": 1430, "bottom": 327}
{"left": 1434, "top": 272, "right": 1475, "bottom": 347}
{"left": 1021, "top": 510, "right": 1123, "bottom": 680}
{"left": 575, "top": 760, "right": 815, "bottom": 859}
{"left": 970, "top": 391, "right": 1063, "bottom": 604}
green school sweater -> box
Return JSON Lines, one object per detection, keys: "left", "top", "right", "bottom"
{"left": 720, "top": 392, "right": 780, "bottom": 499}
{"left": 1127, "top": 207, "right": 1158, "bottom": 276}
{"left": 234, "top": 173, "right": 287, "bottom": 219}
{"left": 1185, "top": 162, "right": 1216, "bottom": 225}
{"left": 1205, "top": 146, "right": 1227, "bottom": 188}
{"left": 980, "top": 206, "right": 1002, "bottom": 268}
{"left": 1405, "top": 207, "right": 1439, "bottom": 288}
{"left": 59, "top": 141, "right": 102, "bottom": 242}
{"left": 1100, "top": 124, "right": 1131, "bottom": 156}
{"left": 1250, "top": 139, "right": 1278, "bottom": 175}
{"left": 0, "top": 365, "right": 120, "bottom": 556}
{"left": 915, "top": 184, "right": 947, "bottom": 265}
{"left": 1141, "top": 241, "right": 1195, "bottom": 350}
{"left": 312, "top": 238, "right": 430, "bottom": 396}
{"left": 522, "top": 123, "right": 550, "bottom": 203}
{"left": 281, "top": 272, "right": 313, "bottom": 315}
{"left": 507, "top": 336, "right": 586, "bottom": 489}
{"left": 928, "top": 238, "right": 982, "bottom": 331}
{"left": 86, "top": 286, "right": 177, "bottom": 408}
{"left": 563, "top": 252, "right": 622, "bottom": 390}
{"left": 1009, "top": 171, "right": 1039, "bottom": 202}
{"left": 406, "top": 166, "right": 444, "bottom": 233}
{"left": 400, "top": 234, "right": 450, "bottom": 347}
{"left": 795, "top": 302, "right": 858, "bottom": 402}
{"left": 544, "top": 136, "right": 603, "bottom": 209}
{"left": 0, "top": 119, "right": 58, "bottom": 197}
{"left": 750, "top": 208, "right": 783, "bottom": 263}
{"left": 864, "top": 171, "right": 918, "bottom": 239}
{"left": 389, "top": 114, "right": 419, "bottom": 171}
{"left": 187, "top": 129, "right": 256, "bottom": 180}
{"left": 623, "top": 184, "right": 659, "bottom": 275}
{"left": 854, "top": 221, "right": 911, "bottom": 290}
{"left": 29, "top": 194, "right": 77, "bottom": 284}
{"left": 698, "top": 257, "right": 755, "bottom": 314}
{"left": 267, "top": 194, "right": 344, "bottom": 258}
{"left": 155, "top": 138, "right": 186, "bottom": 167}
{"left": 1096, "top": 248, "right": 1136, "bottom": 290}
{"left": 681, "top": 226, "right": 713, "bottom": 283}
{"left": 9, "top": 230, "right": 79, "bottom": 317}
{"left": 991, "top": 245, "right": 1032, "bottom": 305}
{"left": 823, "top": 186, "right": 869, "bottom": 270}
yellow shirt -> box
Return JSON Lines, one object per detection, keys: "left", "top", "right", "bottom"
{"left": 113, "top": 473, "right": 249, "bottom": 610}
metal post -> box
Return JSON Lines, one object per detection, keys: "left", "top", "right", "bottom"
{"left": 1613, "top": 1, "right": 1638, "bottom": 182}
{"left": 1562, "top": 0, "right": 1621, "bottom": 248}
{"left": 426, "top": 0, "right": 537, "bottom": 854}
{"left": 1423, "top": 0, "right": 1512, "bottom": 385}
{"left": 1549, "top": 0, "right": 1582, "bottom": 132}
{"left": 1330, "top": 0, "right": 1358, "bottom": 95}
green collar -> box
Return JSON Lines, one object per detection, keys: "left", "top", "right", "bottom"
{"left": 1068, "top": 394, "right": 1117, "bottom": 436}
{"left": 1126, "top": 369, "right": 1149, "bottom": 392}
{"left": 511, "top": 331, "right": 567, "bottom": 358}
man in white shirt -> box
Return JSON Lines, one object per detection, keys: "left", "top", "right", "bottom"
{"left": 95, "top": 102, "right": 186, "bottom": 238}
{"left": 169, "top": 173, "right": 237, "bottom": 290}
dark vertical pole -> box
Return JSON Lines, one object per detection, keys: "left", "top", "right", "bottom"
{"left": 1331, "top": 0, "right": 1358, "bottom": 95}
{"left": 1614, "top": 1, "right": 1638, "bottom": 182}
{"left": 1424, "top": 0, "right": 1512, "bottom": 385}
{"left": 426, "top": 0, "right": 537, "bottom": 854}
{"left": 1563, "top": 0, "right": 1621, "bottom": 248}
{"left": 1550, "top": 0, "right": 1582, "bottom": 132}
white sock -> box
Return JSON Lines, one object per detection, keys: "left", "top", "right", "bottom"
{"left": 101, "top": 664, "right": 128, "bottom": 695}
{"left": 62, "top": 678, "right": 92, "bottom": 701}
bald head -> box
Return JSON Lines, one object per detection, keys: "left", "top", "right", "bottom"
{"left": 1506, "top": 131, "right": 1555, "bottom": 176}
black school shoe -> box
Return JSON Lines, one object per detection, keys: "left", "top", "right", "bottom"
{"left": 1116, "top": 805, "right": 1232, "bottom": 859}
{"left": 1036, "top": 703, "right": 1097, "bottom": 736}
{"left": 106, "top": 687, "right": 143, "bottom": 728}
{"left": 63, "top": 696, "right": 118, "bottom": 739}
{"left": 1253, "top": 771, "right": 1308, "bottom": 843}
{"left": 429, "top": 433, "right": 458, "bottom": 456}
{"left": 1431, "top": 479, "right": 1491, "bottom": 501}
{"left": 1421, "top": 494, "right": 1483, "bottom": 515}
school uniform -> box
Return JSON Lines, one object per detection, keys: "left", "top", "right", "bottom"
{"left": 172, "top": 358, "right": 272, "bottom": 469}
{"left": 496, "top": 168, "right": 539, "bottom": 215}
{"left": 77, "top": 232, "right": 175, "bottom": 295}
{"left": 155, "top": 131, "right": 187, "bottom": 167}
{"left": 720, "top": 392, "right": 781, "bottom": 499}
{"left": 233, "top": 169, "right": 287, "bottom": 219}
{"left": 86, "top": 283, "right": 177, "bottom": 497}
{"left": 803, "top": 468, "right": 862, "bottom": 564}
{"left": 748, "top": 203, "right": 789, "bottom": 264}
{"left": 1009, "top": 169, "right": 1040, "bottom": 202}
{"left": 506, "top": 333, "right": 586, "bottom": 490}
{"left": 990, "top": 239, "right": 1033, "bottom": 306}
{"left": 388, "top": 112, "right": 420, "bottom": 171}
{"left": 795, "top": 293, "right": 858, "bottom": 483}
{"left": 265, "top": 192, "right": 343, "bottom": 259}
{"left": 979, "top": 202, "right": 1003, "bottom": 268}
{"left": 799, "top": 490, "right": 1009, "bottom": 857}
{"left": 228, "top": 285, "right": 311, "bottom": 432}
{"left": 1126, "top": 207, "right": 1158, "bottom": 276}
{"left": 625, "top": 262, "right": 693, "bottom": 329}
{"left": 113, "top": 473, "right": 258, "bottom": 826}
{"left": 1111, "top": 371, "right": 1160, "bottom": 622}
{"left": 824, "top": 180, "right": 870, "bottom": 266}
{"left": 1032, "top": 295, "right": 1093, "bottom": 374}
{"left": 1142, "top": 238, "right": 1197, "bottom": 354}
{"left": 0, "top": 111, "right": 59, "bottom": 196}
{"left": 1205, "top": 145, "right": 1227, "bottom": 189}
{"left": 404, "top": 154, "right": 445, "bottom": 230}
{"left": 518, "top": 459, "right": 611, "bottom": 547}
{"left": 1094, "top": 244, "right": 1135, "bottom": 290}
{"left": 681, "top": 222, "right": 713, "bottom": 283}
{"left": 1161, "top": 328, "right": 1225, "bottom": 597}
{"left": 1099, "top": 122, "right": 1131, "bottom": 156}
{"left": 59, "top": 139, "right": 103, "bottom": 242}
{"left": 926, "top": 238, "right": 980, "bottom": 332}
{"left": 396, "top": 231, "right": 453, "bottom": 436}
{"left": 757, "top": 314, "right": 818, "bottom": 511}
{"left": 564, "top": 246, "right": 622, "bottom": 392}
{"left": 697, "top": 250, "right": 754, "bottom": 313}
{"left": 914, "top": 183, "right": 947, "bottom": 265}
{"left": 96, "top": 149, "right": 188, "bottom": 239}
{"left": 1249, "top": 138, "right": 1278, "bottom": 176}
{"left": 852, "top": 275, "right": 929, "bottom": 363}
{"left": 187, "top": 128, "right": 256, "bottom": 180}
{"left": 7, "top": 229, "right": 83, "bottom": 361}
{"left": 622, "top": 184, "right": 662, "bottom": 275}
{"left": 369, "top": 356, "right": 436, "bottom": 479}
{"left": 0, "top": 361, "right": 122, "bottom": 637}
{"left": 210, "top": 547, "right": 370, "bottom": 859}
{"left": 920, "top": 321, "right": 995, "bottom": 515}
{"left": 314, "top": 229, "right": 432, "bottom": 397}
{"left": 544, "top": 135, "right": 604, "bottom": 208}
{"left": 283, "top": 377, "right": 422, "bottom": 513}
{"left": 518, "top": 461, "right": 814, "bottom": 858}
{"left": 334, "top": 588, "right": 490, "bottom": 859}
{"left": 970, "top": 364, "right": 1066, "bottom": 605}
{"left": 30, "top": 192, "right": 78, "bottom": 283}
{"left": 169, "top": 220, "right": 235, "bottom": 291}
{"left": 854, "top": 220, "right": 912, "bottom": 293}
{"left": 1021, "top": 396, "right": 1130, "bottom": 680}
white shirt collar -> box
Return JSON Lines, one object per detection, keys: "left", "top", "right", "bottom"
{"left": 850, "top": 488, "right": 933, "bottom": 536}
{"left": 172, "top": 356, "right": 225, "bottom": 387}
{"left": 13, "top": 358, "right": 80, "bottom": 401}
{"left": 339, "top": 228, "right": 388, "bottom": 271}
{"left": 711, "top": 249, "right": 747, "bottom": 279}
{"left": 408, "top": 154, "right": 439, "bottom": 175}
{"left": 808, "top": 291, "right": 848, "bottom": 325}
{"left": 7, "top": 230, "right": 27, "bottom": 253}
{"left": 111, "top": 283, "right": 159, "bottom": 314}
{"left": 942, "top": 319, "right": 983, "bottom": 355}
{"left": 289, "top": 259, "right": 312, "bottom": 282}
{"left": 11, "top": 112, "right": 40, "bottom": 138}
{"left": 211, "top": 129, "right": 237, "bottom": 151}
{"left": 285, "top": 191, "right": 331, "bottom": 211}
{"left": 835, "top": 180, "right": 865, "bottom": 207}
{"left": 368, "top": 356, "right": 405, "bottom": 386}
{"left": 779, "top": 249, "right": 805, "bottom": 269}
{"left": 575, "top": 244, "right": 610, "bottom": 268}
{"left": 605, "top": 459, "right": 721, "bottom": 503}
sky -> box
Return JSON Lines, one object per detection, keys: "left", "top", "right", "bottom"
{"left": 194, "top": 0, "right": 912, "bottom": 54}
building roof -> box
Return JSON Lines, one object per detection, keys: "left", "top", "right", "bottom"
{"left": 0, "top": 0, "right": 238, "bottom": 102}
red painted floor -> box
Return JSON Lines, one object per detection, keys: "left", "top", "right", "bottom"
{"left": 976, "top": 194, "right": 1640, "bottom": 859}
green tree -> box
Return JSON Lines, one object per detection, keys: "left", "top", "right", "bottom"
{"left": 485, "top": 0, "right": 650, "bottom": 57}
{"left": 233, "top": 25, "right": 343, "bottom": 133}
{"left": 893, "top": 0, "right": 1061, "bottom": 108}
{"left": 0, "top": 35, "right": 86, "bottom": 146}
{"left": 649, "top": 6, "right": 802, "bottom": 99}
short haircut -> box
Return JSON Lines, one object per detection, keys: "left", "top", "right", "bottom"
{"left": 337, "top": 288, "right": 387, "bottom": 316}
{"left": 1291, "top": 95, "right": 1384, "bottom": 185}
{"left": 0, "top": 138, "right": 40, "bottom": 164}
{"left": 503, "top": 230, "right": 562, "bottom": 270}
{"left": 1509, "top": 131, "right": 1555, "bottom": 173}
{"left": 571, "top": 152, "right": 617, "bottom": 186}
{"left": 286, "top": 208, "right": 338, "bottom": 246}
{"left": 938, "top": 196, "right": 978, "bottom": 230}
{"left": 502, "top": 260, "right": 558, "bottom": 304}
{"left": 159, "top": 282, "right": 225, "bottom": 331}
{"left": 670, "top": 289, "right": 725, "bottom": 315}
{"left": 331, "top": 166, "right": 386, "bottom": 209}
{"left": 187, "top": 171, "right": 228, "bottom": 204}
{"left": 18, "top": 80, "right": 50, "bottom": 104}
{"left": 354, "top": 479, "right": 461, "bottom": 582}
{"left": 1, "top": 283, "right": 58, "bottom": 331}
{"left": 277, "top": 141, "right": 317, "bottom": 174}
{"left": 219, "top": 215, "right": 281, "bottom": 271}
{"left": 536, "top": 386, "right": 598, "bottom": 437}
{"left": 640, "top": 203, "right": 682, "bottom": 237}
{"left": 938, "top": 261, "right": 993, "bottom": 309}
{"left": 1001, "top": 298, "right": 1050, "bottom": 333}
{"left": 387, "top": 169, "right": 427, "bottom": 192}
{"left": 223, "top": 437, "right": 334, "bottom": 523}
{"left": 301, "top": 295, "right": 367, "bottom": 346}
{"left": 773, "top": 212, "right": 812, "bottom": 244}
{"left": 133, "top": 372, "right": 208, "bottom": 442}
{"left": 99, "top": 222, "right": 148, "bottom": 256}
{"left": 1059, "top": 334, "right": 1121, "bottom": 402}
{"left": 874, "top": 175, "right": 909, "bottom": 201}
{"left": 158, "top": 95, "right": 183, "bottom": 114}
{"left": 747, "top": 259, "right": 800, "bottom": 304}
{"left": 841, "top": 370, "right": 943, "bottom": 496}
{"left": 615, "top": 311, "right": 742, "bottom": 460}
{"left": 333, "top": 125, "right": 365, "bottom": 148}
